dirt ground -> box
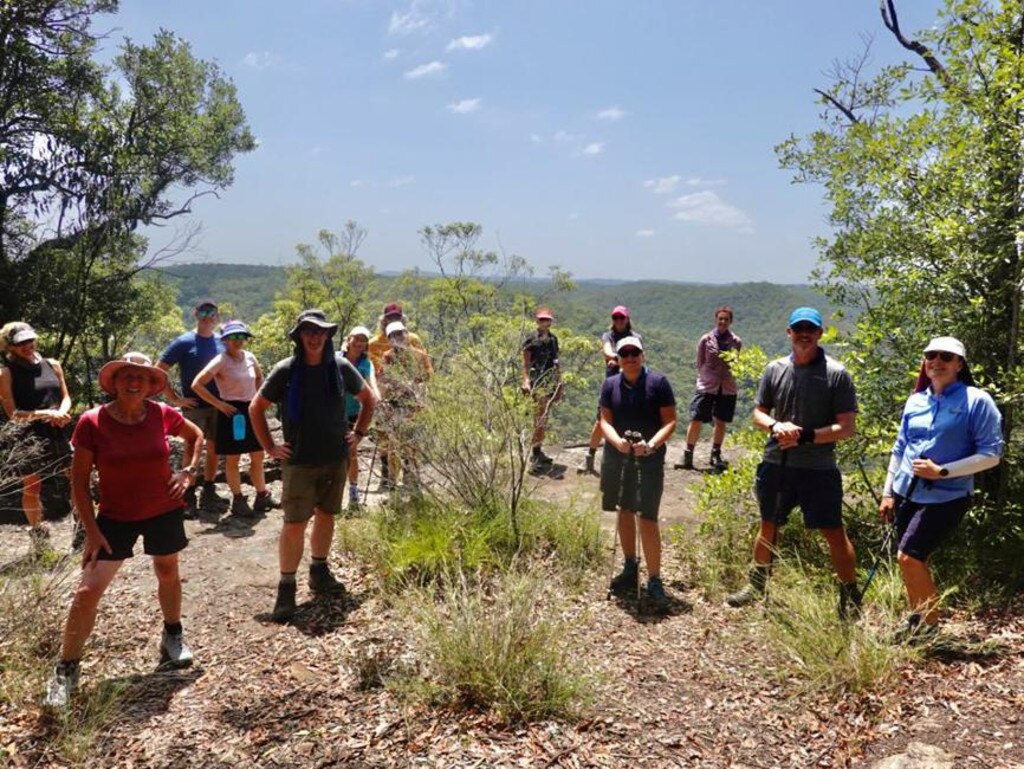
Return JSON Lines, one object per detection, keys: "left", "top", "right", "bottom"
{"left": 1, "top": 442, "right": 1022, "bottom": 768}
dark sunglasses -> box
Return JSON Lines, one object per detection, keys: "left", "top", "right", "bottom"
{"left": 618, "top": 348, "right": 642, "bottom": 358}
{"left": 789, "top": 322, "right": 819, "bottom": 333}
{"left": 924, "top": 350, "right": 956, "bottom": 362}
{"left": 223, "top": 333, "right": 249, "bottom": 341}
{"left": 611, "top": 314, "right": 627, "bottom": 321}
{"left": 196, "top": 308, "right": 218, "bottom": 318}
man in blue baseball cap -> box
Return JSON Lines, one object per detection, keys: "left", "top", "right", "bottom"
{"left": 726, "top": 307, "right": 863, "bottom": 620}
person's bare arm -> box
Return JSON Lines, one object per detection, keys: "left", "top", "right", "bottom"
{"left": 192, "top": 359, "right": 235, "bottom": 416}
{"left": 599, "top": 406, "right": 630, "bottom": 454}
{"left": 250, "top": 394, "right": 290, "bottom": 460}
{"left": 638, "top": 405, "right": 678, "bottom": 456}
{"left": 521, "top": 349, "right": 533, "bottom": 393}
{"left": 157, "top": 360, "right": 197, "bottom": 409}
{"left": 168, "top": 418, "right": 204, "bottom": 499}
{"left": 71, "top": 447, "right": 111, "bottom": 568}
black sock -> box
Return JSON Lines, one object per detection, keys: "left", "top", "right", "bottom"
{"left": 311, "top": 556, "right": 327, "bottom": 568}
{"left": 532, "top": 446, "right": 542, "bottom": 456}
{"left": 280, "top": 571, "right": 296, "bottom": 585}
{"left": 164, "top": 621, "right": 183, "bottom": 636}
{"left": 587, "top": 447, "right": 596, "bottom": 457}
{"left": 712, "top": 443, "right": 722, "bottom": 454}
{"left": 686, "top": 443, "right": 695, "bottom": 453}
{"left": 203, "top": 480, "right": 215, "bottom": 490}
{"left": 57, "top": 659, "right": 80, "bottom": 674}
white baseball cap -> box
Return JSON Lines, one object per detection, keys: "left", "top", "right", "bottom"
{"left": 923, "top": 336, "right": 966, "bottom": 358}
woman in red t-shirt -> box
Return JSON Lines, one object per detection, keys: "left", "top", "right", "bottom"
{"left": 44, "top": 353, "right": 203, "bottom": 709}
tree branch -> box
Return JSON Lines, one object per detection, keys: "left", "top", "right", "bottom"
{"left": 813, "top": 88, "right": 861, "bottom": 125}
{"left": 880, "top": 0, "right": 950, "bottom": 88}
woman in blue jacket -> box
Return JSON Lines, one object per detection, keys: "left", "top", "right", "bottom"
{"left": 879, "top": 337, "right": 1003, "bottom": 642}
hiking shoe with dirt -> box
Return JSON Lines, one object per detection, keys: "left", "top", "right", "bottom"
{"left": 576, "top": 453, "right": 598, "bottom": 476}
{"left": 646, "top": 575, "right": 669, "bottom": 610}
{"left": 710, "top": 453, "right": 729, "bottom": 474}
{"left": 890, "top": 613, "right": 939, "bottom": 646}
{"left": 608, "top": 558, "right": 640, "bottom": 595}
{"left": 673, "top": 451, "right": 694, "bottom": 470}
{"left": 199, "top": 482, "right": 224, "bottom": 511}
{"left": 272, "top": 581, "right": 297, "bottom": 622}
{"left": 252, "top": 490, "right": 278, "bottom": 513}
{"left": 230, "top": 494, "right": 255, "bottom": 518}
{"left": 838, "top": 581, "right": 863, "bottom": 622}
{"left": 725, "top": 565, "right": 769, "bottom": 608}
{"left": 159, "top": 629, "right": 194, "bottom": 669}
{"left": 43, "top": 661, "right": 79, "bottom": 710}
{"left": 309, "top": 562, "right": 346, "bottom": 596}
{"left": 533, "top": 449, "right": 554, "bottom": 466}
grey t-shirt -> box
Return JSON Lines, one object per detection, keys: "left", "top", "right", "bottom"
{"left": 259, "top": 354, "right": 365, "bottom": 466}
{"left": 755, "top": 348, "right": 857, "bottom": 469}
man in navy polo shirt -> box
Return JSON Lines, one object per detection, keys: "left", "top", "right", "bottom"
{"left": 158, "top": 299, "right": 225, "bottom": 515}
{"left": 601, "top": 336, "right": 678, "bottom": 609}
{"left": 726, "top": 307, "right": 861, "bottom": 619}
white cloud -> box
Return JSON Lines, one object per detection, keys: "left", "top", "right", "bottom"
{"left": 389, "top": 2, "right": 433, "bottom": 35}
{"left": 241, "top": 51, "right": 285, "bottom": 71}
{"left": 553, "top": 130, "right": 583, "bottom": 143}
{"left": 579, "top": 142, "right": 605, "bottom": 156}
{"left": 685, "top": 176, "right": 726, "bottom": 186}
{"left": 447, "top": 33, "right": 493, "bottom": 51}
{"left": 529, "top": 133, "right": 543, "bottom": 144}
{"left": 404, "top": 61, "right": 446, "bottom": 79}
{"left": 385, "top": 175, "right": 416, "bottom": 188}
{"left": 668, "top": 191, "right": 753, "bottom": 232}
{"left": 644, "top": 175, "right": 681, "bottom": 195}
{"left": 384, "top": 48, "right": 400, "bottom": 60}
{"left": 597, "top": 106, "right": 626, "bottom": 121}
{"left": 635, "top": 229, "right": 656, "bottom": 238}
{"left": 447, "top": 98, "right": 481, "bottom": 114}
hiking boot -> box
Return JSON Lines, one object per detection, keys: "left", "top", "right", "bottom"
{"left": 252, "top": 490, "right": 278, "bottom": 513}
{"left": 533, "top": 449, "right": 554, "bottom": 466}
{"left": 673, "top": 451, "right": 694, "bottom": 470}
{"left": 609, "top": 558, "right": 640, "bottom": 596}
{"left": 230, "top": 494, "right": 255, "bottom": 518}
{"left": 838, "top": 581, "right": 863, "bottom": 622}
{"left": 272, "top": 581, "right": 297, "bottom": 622}
{"left": 710, "top": 452, "right": 729, "bottom": 474}
{"left": 43, "top": 661, "right": 79, "bottom": 710}
{"left": 890, "top": 613, "right": 939, "bottom": 646}
{"left": 199, "top": 482, "right": 223, "bottom": 511}
{"left": 159, "top": 629, "right": 194, "bottom": 669}
{"left": 725, "top": 565, "right": 769, "bottom": 608}
{"left": 576, "top": 453, "right": 598, "bottom": 476}
{"left": 309, "top": 562, "right": 346, "bottom": 596}
{"left": 646, "top": 575, "right": 669, "bottom": 610}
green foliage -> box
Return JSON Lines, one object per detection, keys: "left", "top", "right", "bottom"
{"left": 778, "top": 0, "right": 1024, "bottom": 593}
{"left": 401, "top": 569, "right": 592, "bottom": 722}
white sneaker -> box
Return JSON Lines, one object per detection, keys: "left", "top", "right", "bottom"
{"left": 159, "top": 629, "right": 194, "bottom": 669}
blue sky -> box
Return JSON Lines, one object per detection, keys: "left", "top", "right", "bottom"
{"left": 110, "top": 1, "right": 942, "bottom": 283}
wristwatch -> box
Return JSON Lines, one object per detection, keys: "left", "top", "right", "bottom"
{"left": 181, "top": 466, "right": 198, "bottom": 476}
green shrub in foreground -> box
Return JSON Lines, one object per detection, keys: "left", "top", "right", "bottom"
{"left": 337, "top": 495, "right": 604, "bottom": 586}
{"left": 403, "top": 569, "right": 592, "bottom": 722}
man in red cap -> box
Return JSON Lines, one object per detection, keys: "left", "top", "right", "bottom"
{"left": 578, "top": 306, "right": 643, "bottom": 475}
{"left": 521, "top": 307, "right": 563, "bottom": 471}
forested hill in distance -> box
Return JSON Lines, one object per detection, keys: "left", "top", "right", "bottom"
{"left": 154, "top": 262, "right": 831, "bottom": 357}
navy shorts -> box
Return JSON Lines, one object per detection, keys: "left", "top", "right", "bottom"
{"left": 96, "top": 508, "right": 188, "bottom": 561}
{"left": 689, "top": 391, "right": 737, "bottom": 424}
{"left": 600, "top": 449, "right": 665, "bottom": 521}
{"left": 894, "top": 494, "right": 970, "bottom": 562}
{"left": 754, "top": 461, "right": 843, "bottom": 530}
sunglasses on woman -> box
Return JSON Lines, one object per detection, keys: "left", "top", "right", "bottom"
{"left": 924, "top": 350, "right": 956, "bottom": 362}
{"left": 223, "top": 333, "right": 249, "bottom": 341}
{"left": 618, "top": 348, "right": 642, "bottom": 358}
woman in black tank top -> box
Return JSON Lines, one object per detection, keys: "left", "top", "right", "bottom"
{"left": 0, "top": 322, "right": 72, "bottom": 553}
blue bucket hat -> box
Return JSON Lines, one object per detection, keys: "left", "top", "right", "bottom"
{"left": 788, "top": 307, "right": 823, "bottom": 329}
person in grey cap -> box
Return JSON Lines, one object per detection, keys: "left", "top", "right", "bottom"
{"left": 249, "top": 309, "right": 377, "bottom": 622}
{"left": 726, "top": 307, "right": 862, "bottom": 619}
{"left": 157, "top": 299, "right": 225, "bottom": 516}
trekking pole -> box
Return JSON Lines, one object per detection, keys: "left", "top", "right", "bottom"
{"left": 762, "top": 448, "right": 788, "bottom": 606}
{"left": 862, "top": 470, "right": 921, "bottom": 597}
{"left": 624, "top": 431, "right": 644, "bottom": 607}
{"left": 607, "top": 430, "right": 642, "bottom": 600}
{"left": 364, "top": 438, "right": 379, "bottom": 499}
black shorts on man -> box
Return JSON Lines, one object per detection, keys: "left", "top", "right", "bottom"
{"left": 689, "top": 391, "right": 737, "bottom": 424}
{"left": 754, "top": 462, "right": 843, "bottom": 530}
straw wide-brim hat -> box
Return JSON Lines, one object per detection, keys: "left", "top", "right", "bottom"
{"left": 98, "top": 352, "right": 168, "bottom": 397}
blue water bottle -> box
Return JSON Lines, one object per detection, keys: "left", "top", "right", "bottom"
{"left": 232, "top": 413, "right": 246, "bottom": 441}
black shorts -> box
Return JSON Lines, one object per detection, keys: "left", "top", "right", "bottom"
{"left": 214, "top": 401, "right": 262, "bottom": 456}
{"left": 96, "top": 508, "right": 188, "bottom": 561}
{"left": 755, "top": 461, "right": 843, "bottom": 530}
{"left": 600, "top": 449, "right": 665, "bottom": 521}
{"left": 894, "top": 494, "right": 970, "bottom": 562}
{"left": 689, "top": 391, "right": 737, "bottom": 424}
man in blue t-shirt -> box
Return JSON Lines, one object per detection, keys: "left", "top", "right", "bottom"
{"left": 599, "top": 336, "right": 677, "bottom": 610}
{"left": 158, "top": 298, "right": 225, "bottom": 514}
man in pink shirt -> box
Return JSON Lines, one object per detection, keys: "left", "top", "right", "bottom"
{"left": 676, "top": 306, "right": 742, "bottom": 473}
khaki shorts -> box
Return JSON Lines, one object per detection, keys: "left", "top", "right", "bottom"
{"left": 281, "top": 460, "right": 348, "bottom": 523}
{"left": 183, "top": 406, "right": 218, "bottom": 442}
